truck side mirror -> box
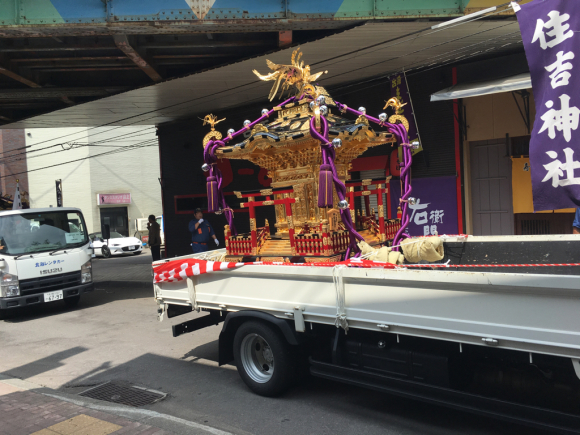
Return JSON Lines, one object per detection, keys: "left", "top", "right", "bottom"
{"left": 101, "top": 224, "right": 111, "bottom": 241}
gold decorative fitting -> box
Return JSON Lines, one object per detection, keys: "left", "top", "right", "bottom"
{"left": 251, "top": 123, "right": 269, "bottom": 135}
{"left": 201, "top": 114, "right": 226, "bottom": 146}
{"left": 388, "top": 114, "right": 410, "bottom": 131}
{"left": 355, "top": 115, "right": 369, "bottom": 126}
{"left": 234, "top": 191, "right": 242, "bottom": 199}
{"left": 287, "top": 216, "right": 294, "bottom": 228}
{"left": 278, "top": 104, "right": 309, "bottom": 119}
{"left": 383, "top": 97, "right": 407, "bottom": 112}
{"left": 250, "top": 218, "right": 257, "bottom": 231}
{"left": 262, "top": 200, "right": 274, "bottom": 206}
{"left": 260, "top": 189, "right": 273, "bottom": 196}
{"left": 252, "top": 48, "right": 327, "bottom": 101}
{"left": 361, "top": 179, "right": 372, "bottom": 186}
{"left": 378, "top": 206, "right": 384, "bottom": 218}
{"left": 361, "top": 191, "right": 371, "bottom": 196}
{"left": 314, "top": 106, "right": 321, "bottom": 131}
{"left": 202, "top": 113, "right": 225, "bottom": 130}
{"left": 203, "top": 131, "right": 222, "bottom": 147}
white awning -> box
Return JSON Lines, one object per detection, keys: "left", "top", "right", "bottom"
{"left": 430, "top": 73, "right": 531, "bottom": 101}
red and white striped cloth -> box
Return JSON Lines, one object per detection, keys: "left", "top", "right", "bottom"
{"left": 153, "top": 258, "right": 397, "bottom": 283}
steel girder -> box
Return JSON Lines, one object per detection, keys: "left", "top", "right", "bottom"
{"left": 0, "top": 1, "right": 475, "bottom": 27}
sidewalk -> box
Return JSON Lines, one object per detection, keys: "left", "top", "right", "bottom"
{"left": 0, "top": 378, "right": 230, "bottom": 435}
{"left": 0, "top": 381, "right": 169, "bottom": 435}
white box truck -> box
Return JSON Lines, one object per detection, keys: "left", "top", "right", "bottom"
{"left": 0, "top": 207, "right": 93, "bottom": 319}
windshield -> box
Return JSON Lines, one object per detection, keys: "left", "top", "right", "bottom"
{"left": 0, "top": 211, "right": 89, "bottom": 256}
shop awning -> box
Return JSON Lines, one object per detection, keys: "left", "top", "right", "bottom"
{"left": 3, "top": 20, "right": 523, "bottom": 129}
{"left": 430, "top": 72, "right": 531, "bottom": 101}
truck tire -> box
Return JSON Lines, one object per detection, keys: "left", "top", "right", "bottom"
{"left": 233, "top": 320, "right": 295, "bottom": 397}
{"left": 64, "top": 295, "right": 80, "bottom": 309}
{"left": 101, "top": 246, "right": 111, "bottom": 258}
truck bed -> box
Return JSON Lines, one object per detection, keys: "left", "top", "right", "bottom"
{"left": 154, "top": 235, "right": 580, "bottom": 360}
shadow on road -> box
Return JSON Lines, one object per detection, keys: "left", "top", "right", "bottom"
{"left": 181, "top": 339, "right": 220, "bottom": 363}
{"left": 1, "top": 347, "right": 88, "bottom": 380}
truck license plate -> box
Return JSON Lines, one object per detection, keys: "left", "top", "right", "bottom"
{"left": 44, "top": 290, "right": 63, "bottom": 302}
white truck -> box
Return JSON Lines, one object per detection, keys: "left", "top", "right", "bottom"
{"left": 153, "top": 235, "right": 580, "bottom": 433}
{"left": 0, "top": 207, "right": 93, "bottom": 319}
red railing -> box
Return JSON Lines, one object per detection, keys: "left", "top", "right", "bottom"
{"left": 294, "top": 230, "right": 350, "bottom": 256}
{"left": 385, "top": 219, "right": 401, "bottom": 241}
{"left": 226, "top": 225, "right": 269, "bottom": 256}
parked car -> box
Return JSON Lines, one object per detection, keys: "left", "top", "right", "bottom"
{"left": 89, "top": 232, "right": 143, "bottom": 258}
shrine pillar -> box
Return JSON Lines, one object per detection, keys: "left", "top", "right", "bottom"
{"left": 377, "top": 185, "right": 386, "bottom": 243}
{"left": 248, "top": 197, "right": 257, "bottom": 256}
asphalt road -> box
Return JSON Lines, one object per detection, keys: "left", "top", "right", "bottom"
{"left": 0, "top": 252, "right": 549, "bottom": 435}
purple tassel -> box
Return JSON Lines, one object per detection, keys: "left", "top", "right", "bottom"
{"left": 206, "top": 176, "right": 219, "bottom": 212}
{"left": 318, "top": 164, "right": 333, "bottom": 208}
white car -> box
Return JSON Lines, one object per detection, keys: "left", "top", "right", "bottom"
{"left": 89, "top": 231, "right": 143, "bottom": 258}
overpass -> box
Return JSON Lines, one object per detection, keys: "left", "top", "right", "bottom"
{"left": 0, "top": 0, "right": 522, "bottom": 125}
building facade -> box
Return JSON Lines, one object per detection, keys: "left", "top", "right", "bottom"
{"left": 24, "top": 126, "right": 162, "bottom": 236}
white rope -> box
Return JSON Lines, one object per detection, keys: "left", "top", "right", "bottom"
{"left": 332, "top": 265, "right": 349, "bottom": 334}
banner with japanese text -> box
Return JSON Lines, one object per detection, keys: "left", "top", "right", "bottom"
{"left": 390, "top": 176, "right": 459, "bottom": 236}
{"left": 515, "top": 0, "right": 580, "bottom": 210}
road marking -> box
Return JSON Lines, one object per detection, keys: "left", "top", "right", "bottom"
{"left": 42, "top": 393, "right": 234, "bottom": 435}
{"left": 31, "top": 414, "right": 121, "bottom": 435}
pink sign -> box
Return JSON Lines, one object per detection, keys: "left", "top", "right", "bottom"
{"left": 97, "top": 193, "right": 131, "bottom": 205}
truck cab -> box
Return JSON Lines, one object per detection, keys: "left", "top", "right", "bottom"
{"left": 0, "top": 207, "right": 93, "bottom": 319}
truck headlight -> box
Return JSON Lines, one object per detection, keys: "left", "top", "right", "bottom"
{"left": 81, "top": 259, "right": 92, "bottom": 283}
{"left": 0, "top": 272, "right": 20, "bottom": 297}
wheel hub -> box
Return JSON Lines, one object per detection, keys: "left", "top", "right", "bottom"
{"left": 240, "top": 333, "right": 275, "bottom": 383}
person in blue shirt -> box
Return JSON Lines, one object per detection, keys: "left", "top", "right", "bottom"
{"left": 189, "top": 208, "right": 219, "bottom": 253}
{"left": 574, "top": 208, "right": 580, "bottom": 235}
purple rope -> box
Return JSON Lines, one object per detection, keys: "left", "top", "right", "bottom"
{"left": 202, "top": 97, "right": 297, "bottom": 237}
{"left": 335, "top": 102, "right": 412, "bottom": 250}
{"left": 310, "top": 115, "right": 364, "bottom": 258}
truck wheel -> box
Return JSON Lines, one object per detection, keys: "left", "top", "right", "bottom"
{"left": 64, "top": 296, "right": 80, "bottom": 309}
{"left": 233, "top": 320, "right": 295, "bottom": 397}
{"left": 101, "top": 246, "right": 111, "bottom": 258}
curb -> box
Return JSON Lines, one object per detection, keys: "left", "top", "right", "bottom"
{"left": 0, "top": 375, "right": 237, "bottom": 435}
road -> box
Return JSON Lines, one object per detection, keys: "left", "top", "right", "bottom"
{"left": 0, "top": 252, "right": 548, "bottom": 435}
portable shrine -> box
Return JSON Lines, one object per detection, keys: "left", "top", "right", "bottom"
{"left": 201, "top": 49, "right": 414, "bottom": 262}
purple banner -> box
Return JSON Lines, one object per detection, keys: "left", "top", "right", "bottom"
{"left": 390, "top": 176, "right": 458, "bottom": 236}
{"left": 389, "top": 73, "right": 419, "bottom": 144}
{"left": 515, "top": 0, "right": 580, "bottom": 210}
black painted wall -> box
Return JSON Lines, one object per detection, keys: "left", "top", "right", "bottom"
{"left": 157, "top": 68, "right": 458, "bottom": 257}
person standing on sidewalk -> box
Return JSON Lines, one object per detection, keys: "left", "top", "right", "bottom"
{"left": 147, "top": 214, "right": 162, "bottom": 261}
{"left": 189, "top": 208, "right": 219, "bottom": 253}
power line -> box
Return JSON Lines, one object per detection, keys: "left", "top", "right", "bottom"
{"left": 0, "top": 139, "right": 158, "bottom": 179}
{"left": 0, "top": 127, "right": 156, "bottom": 164}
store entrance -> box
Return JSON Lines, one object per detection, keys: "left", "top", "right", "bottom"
{"left": 100, "top": 207, "right": 129, "bottom": 237}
